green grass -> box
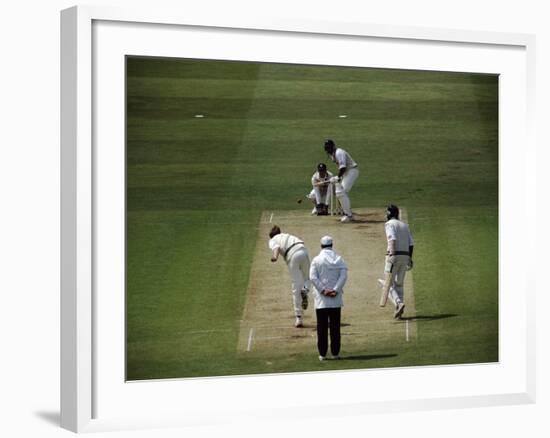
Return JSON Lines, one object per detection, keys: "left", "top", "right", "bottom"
{"left": 126, "top": 57, "right": 498, "bottom": 380}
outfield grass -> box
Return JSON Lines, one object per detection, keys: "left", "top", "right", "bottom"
{"left": 126, "top": 57, "right": 498, "bottom": 380}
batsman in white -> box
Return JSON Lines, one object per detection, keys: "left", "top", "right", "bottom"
{"left": 307, "top": 162, "right": 333, "bottom": 215}
{"left": 268, "top": 225, "right": 311, "bottom": 328}
{"left": 323, "top": 139, "right": 359, "bottom": 223}
{"left": 379, "top": 204, "right": 414, "bottom": 319}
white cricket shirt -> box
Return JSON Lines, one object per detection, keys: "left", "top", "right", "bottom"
{"left": 333, "top": 148, "right": 358, "bottom": 170}
{"left": 385, "top": 218, "right": 414, "bottom": 252}
{"left": 269, "top": 233, "right": 304, "bottom": 261}
{"left": 311, "top": 170, "right": 333, "bottom": 187}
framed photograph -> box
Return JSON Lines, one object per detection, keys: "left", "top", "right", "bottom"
{"left": 61, "top": 5, "right": 536, "bottom": 433}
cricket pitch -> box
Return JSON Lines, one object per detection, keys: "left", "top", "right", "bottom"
{"left": 238, "top": 208, "right": 417, "bottom": 358}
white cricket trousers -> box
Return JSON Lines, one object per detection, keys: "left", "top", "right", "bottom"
{"left": 335, "top": 167, "right": 359, "bottom": 216}
{"left": 308, "top": 185, "right": 332, "bottom": 205}
{"left": 287, "top": 247, "right": 310, "bottom": 317}
{"left": 385, "top": 254, "right": 410, "bottom": 307}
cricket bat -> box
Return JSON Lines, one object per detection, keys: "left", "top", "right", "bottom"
{"left": 379, "top": 263, "right": 393, "bottom": 307}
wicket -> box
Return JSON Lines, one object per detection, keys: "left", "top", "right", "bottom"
{"left": 329, "top": 182, "right": 343, "bottom": 216}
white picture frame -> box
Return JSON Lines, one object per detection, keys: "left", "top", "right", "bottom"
{"left": 60, "top": 5, "right": 536, "bottom": 433}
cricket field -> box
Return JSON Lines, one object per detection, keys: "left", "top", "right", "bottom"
{"left": 126, "top": 57, "right": 498, "bottom": 380}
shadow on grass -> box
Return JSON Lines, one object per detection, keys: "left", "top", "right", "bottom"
{"left": 401, "top": 313, "right": 458, "bottom": 322}
{"left": 342, "top": 354, "right": 398, "bottom": 361}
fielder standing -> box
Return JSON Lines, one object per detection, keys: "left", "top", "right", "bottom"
{"left": 268, "top": 225, "right": 311, "bottom": 328}
{"left": 323, "top": 139, "right": 359, "bottom": 223}
{"left": 307, "top": 163, "right": 333, "bottom": 215}
{"left": 309, "top": 235, "right": 348, "bottom": 361}
{"left": 380, "top": 204, "right": 414, "bottom": 319}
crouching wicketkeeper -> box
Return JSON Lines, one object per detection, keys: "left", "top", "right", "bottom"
{"left": 307, "top": 163, "right": 333, "bottom": 215}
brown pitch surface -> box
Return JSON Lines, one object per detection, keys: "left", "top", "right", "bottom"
{"left": 237, "top": 208, "right": 416, "bottom": 357}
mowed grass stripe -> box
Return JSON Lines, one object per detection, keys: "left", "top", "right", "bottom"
{"left": 127, "top": 119, "right": 497, "bottom": 143}
{"left": 126, "top": 161, "right": 497, "bottom": 213}
{"left": 126, "top": 212, "right": 255, "bottom": 334}
{"left": 128, "top": 57, "right": 496, "bottom": 86}
{"left": 127, "top": 77, "right": 498, "bottom": 102}
{"left": 126, "top": 118, "right": 497, "bottom": 188}
{"left": 126, "top": 210, "right": 258, "bottom": 379}
{"left": 126, "top": 175, "right": 497, "bottom": 212}
{"left": 127, "top": 59, "right": 263, "bottom": 379}
{"left": 125, "top": 139, "right": 496, "bottom": 167}
{"left": 127, "top": 96, "right": 497, "bottom": 122}
{"left": 419, "top": 215, "right": 498, "bottom": 314}
{"left": 410, "top": 209, "right": 498, "bottom": 363}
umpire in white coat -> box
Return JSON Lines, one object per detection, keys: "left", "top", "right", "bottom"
{"left": 309, "top": 235, "right": 348, "bottom": 361}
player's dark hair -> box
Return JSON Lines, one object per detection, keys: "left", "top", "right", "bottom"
{"left": 269, "top": 225, "right": 281, "bottom": 238}
{"left": 385, "top": 204, "right": 399, "bottom": 220}
{"left": 317, "top": 162, "right": 327, "bottom": 172}
{"left": 324, "top": 139, "right": 336, "bottom": 154}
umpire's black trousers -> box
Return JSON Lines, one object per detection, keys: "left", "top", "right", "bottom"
{"left": 316, "top": 307, "right": 341, "bottom": 357}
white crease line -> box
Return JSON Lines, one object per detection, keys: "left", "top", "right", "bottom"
{"left": 269, "top": 212, "right": 274, "bottom": 223}
{"left": 406, "top": 320, "right": 410, "bottom": 342}
{"left": 246, "top": 328, "right": 254, "bottom": 352}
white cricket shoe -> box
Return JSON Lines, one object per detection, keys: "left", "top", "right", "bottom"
{"left": 340, "top": 215, "right": 352, "bottom": 223}
{"left": 319, "top": 355, "right": 326, "bottom": 362}
{"left": 332, "top": 355, "right": 341, "bottom": 360}
{"left": 295, "top": 317, "right": 304, "bottom": 328}
{"left": 311, "top": 208, "right": 317, "bottom": 215}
